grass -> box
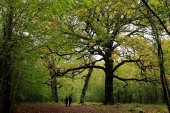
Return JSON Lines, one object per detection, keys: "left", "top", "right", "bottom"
{"left": 96, "top": 103, "right": 168, "bottom": 113}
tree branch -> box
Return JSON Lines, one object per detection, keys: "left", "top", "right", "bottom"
{"left": 112, "top": 59, "right": 141, "bottom": 73}
{"left": 141, "top": 0, "right": 170, "bottom": 36}
{"left": 61, "top": 65, "right": 105, "bottom": 76}
{"left": 113, "top": 74, "right": 161, "bottom": 84}
{"left": 62, "top": 32, "right": 89, "bottom": 41}
{"left": 43, "top": 46, "right": 74, "bottom": 60}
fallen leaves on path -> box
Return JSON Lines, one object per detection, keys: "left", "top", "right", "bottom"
{"left": 13, "top": 104, "right": 102, "bottom": 113}
{"left": 10, "top": 103, "right": 169, "bottom": 113}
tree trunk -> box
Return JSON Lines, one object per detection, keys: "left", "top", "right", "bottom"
{"left": 47, "top": 57, "right": 59, "bottom": 103}
{"left": 157, "top": 41, "right": 170, "bottom": 112}
{"left": 142, "top": 0, "right": 170, "bottom": 110}
{"left": 80, "top": 67, "right": 94, "bottom": 103}
{"left": 104, "top": 73, "right": 113, "bottom": 104}
{"left": 103, "top": 55, "right": 114, "bottom": 105}
{"left": 1, "top": 1, "right": 14, "bottom": 113}
{"left": 2, "top": 58, "right": 12, "bottom": 113}
{"left": 51, "top": 76, "right": 58, "bottom": 102}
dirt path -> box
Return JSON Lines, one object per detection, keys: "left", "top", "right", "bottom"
{"left": 13, "top": 104, "right": 103, "bottom": 113}
{"left": 10, "top": 103, "right": 168, "bottom": 113}
{"left": 55, "top": 105, "right": 102, "bottom": 113}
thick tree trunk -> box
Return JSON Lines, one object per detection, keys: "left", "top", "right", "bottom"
{"left": 47, "top": 57, "right": 59, "bottom": 103}
{"left": 1, "top": 1, "right": 14, "bottom": 113}
{"left": 2, "top": 58, "right": 12, "bottom": 113}
{"left": 80, "top": 67, "right": 93, "bottom": 103}
{"left": 104, "top": 72, "right": 113, "bottom": 104}
{"left": 51, "top": 77, "right": 58, "bottom": 102}
{"left": 103, "top": 55, "right": 114, "bottom": 105}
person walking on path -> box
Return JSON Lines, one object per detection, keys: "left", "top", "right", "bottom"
{"left": 65, "top": 96, "right": 68, "bottom": 107}
{"left": 68, "top": 96, "right": 72, "bottom": 107}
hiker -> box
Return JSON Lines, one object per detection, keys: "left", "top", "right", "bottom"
{"left": 68, "top": 95, "right": 72, "bottom": 106}
{"left": 65, "top": 96, "right": 68, "bottom": 107}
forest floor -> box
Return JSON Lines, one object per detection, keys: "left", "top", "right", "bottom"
{"left": 11, "top": 103, "right": 168, "bottom": 113}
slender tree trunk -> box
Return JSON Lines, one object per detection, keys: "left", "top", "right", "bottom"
{"left": 157, "top": 41, "right": 170, "bottom": 112}
{"left": 80, "top": 67, "right": 94, "bottom": 103}
{"left": 103, "top": 53, "right": 114, "bottom": 105}
{"left": 141, "top": 0, "right": 170, "bottom": 111}
{"left": 1, "top": 1, "right": 14, "bottom": 113}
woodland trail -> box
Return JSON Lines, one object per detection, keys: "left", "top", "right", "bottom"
{"left": 53, "top": 105, "right": 103, "bottom": 113}
{"left": 13, "top": 104, "right": 103, "bottom": 113}
{"left": 9, "top": 103, "right": 169, "bottom": 113}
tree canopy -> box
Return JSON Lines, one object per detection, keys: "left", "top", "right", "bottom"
{"left": 0, "top": 0, "right": 170, "bottom": 113}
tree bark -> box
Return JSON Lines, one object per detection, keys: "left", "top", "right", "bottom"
{"left": 157, "top": 42, "right": 170, "bottom": 112}
{"left": 1, "top": 1, "right": 14, "bottom": 113}
{"left": 48, "top": 57, "right": 58, "bottom": 103}
{"left": 103, "top": 52, "right": 114, "bottom": 105}
{"left": 2, "top": 57, "right": 12, "bottom": 113}
{"left": 80, "top": 67, "right": 94, "bottom": 103}
{"left": 51, "top": 76, "right": 58, "bottom": 102}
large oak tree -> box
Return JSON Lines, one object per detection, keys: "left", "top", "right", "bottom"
{"left": 55, "top": 0, "right": 153, "bottom": 104}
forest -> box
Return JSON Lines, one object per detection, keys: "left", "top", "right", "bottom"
{"left": 0, "top": 0, "right": 170, "bottom": 113}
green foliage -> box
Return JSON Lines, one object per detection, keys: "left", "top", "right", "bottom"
{"left": 13, "top": 57, "right": 51, "bottom": 102}
{"left": 0, "top": 0, "right": 170, "bottom": 107}
{"left": 85, "top": 69, "right": 105, "bottom": 102}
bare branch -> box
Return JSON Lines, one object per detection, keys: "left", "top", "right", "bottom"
{"left": 113, "top": 74, "right": 161, "bottom": 84}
